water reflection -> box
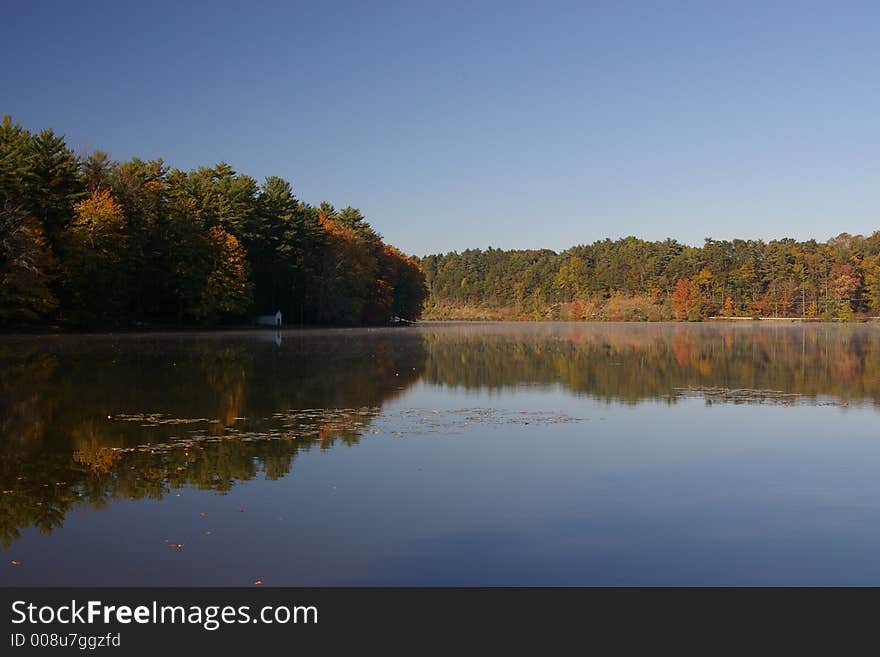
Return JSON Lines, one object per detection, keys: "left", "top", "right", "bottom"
{"left": 421, "top": 322, "right": 880, "bottom": 405}
{"left": 1, "top": 322, "right": 880, "bottom": 550}
{"left": 0, "top": 330, "right": 425, "bottom": 548}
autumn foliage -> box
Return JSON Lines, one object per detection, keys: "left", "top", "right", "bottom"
{"left": 672, "top": 278, "right": 701, "bottom": 321}
{"left": 421, "top": 232, "right": 880, "bottom": 321}
{"left": 314, "top": 207, "right": 426, "bottom": 325}
{"left": 0, "top": 116, "right": 427, "bottom": 328}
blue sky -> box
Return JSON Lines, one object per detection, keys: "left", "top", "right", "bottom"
{"left": 3, "top": 1, "right": 878, "bottom": 255}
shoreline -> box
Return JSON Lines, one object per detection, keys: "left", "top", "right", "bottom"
{"left": 421, "top": 315, "right": 880, "bottom": 324}
{"left": 4, "top": 317, "right": 880, "bottom": 338}
{"left": 0, "top": 321, "right": 417, "bottom": 338}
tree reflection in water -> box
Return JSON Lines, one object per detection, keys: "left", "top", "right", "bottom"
{"left": 2, "top": 322, "right": 880, "bottom": 547}
{"left": 0, "top": 330, "right": 426, "bottom": 548}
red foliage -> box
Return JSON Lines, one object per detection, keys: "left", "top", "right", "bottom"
{"left": 671, "top": 278, "right": 694, "bottom": 320}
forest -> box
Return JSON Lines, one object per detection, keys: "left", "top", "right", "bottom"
{"left": 420, "top": 232, "right": 880, "bottom": 321}
{"left": 5, "top": 115, "right": 880, "bottom": 329}
{"left": 0, "top": 116, "right": 428, "bottom": 329}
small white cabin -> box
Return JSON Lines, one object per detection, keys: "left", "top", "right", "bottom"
{"left": 255, "top": 310, "right": 282, "bottom": 327}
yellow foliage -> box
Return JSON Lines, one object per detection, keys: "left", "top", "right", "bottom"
{"left": 73, "top": 190, "right": 126, "bottom": 234}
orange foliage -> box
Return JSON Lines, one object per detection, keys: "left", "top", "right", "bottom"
{"left": 830, "top": 263, "right": 860, "bottom": 301}
{"left": 672, "top": 278, "right": 696, "bottom": 320}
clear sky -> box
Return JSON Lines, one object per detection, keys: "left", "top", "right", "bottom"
{"left": 3, "top": 1, "right": 878, "bottom": 256}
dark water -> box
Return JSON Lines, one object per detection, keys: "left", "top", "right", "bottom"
{"left": 2, "top": 321, "right": 880, "bottom": 586}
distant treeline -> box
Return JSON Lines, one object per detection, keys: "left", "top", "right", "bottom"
{"left": 0, "top": 116, "right": 427, "bottom": 329}
{"left": 420, "top": 233, "right": 880, "bottom": 321}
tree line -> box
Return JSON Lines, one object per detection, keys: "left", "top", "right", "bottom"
{"left": 0, "top": 116, "right": 427, "bottom": 328}
{"left": 420, "top": 232, "right": 880, "bottom": 321}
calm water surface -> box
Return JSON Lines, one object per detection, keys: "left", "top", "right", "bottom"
{"left": 2, "top": 321, "right": 880, "bottom": 585}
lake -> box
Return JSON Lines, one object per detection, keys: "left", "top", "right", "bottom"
{"left": 2, "top": 321, "right": 880, "bottom": 586}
